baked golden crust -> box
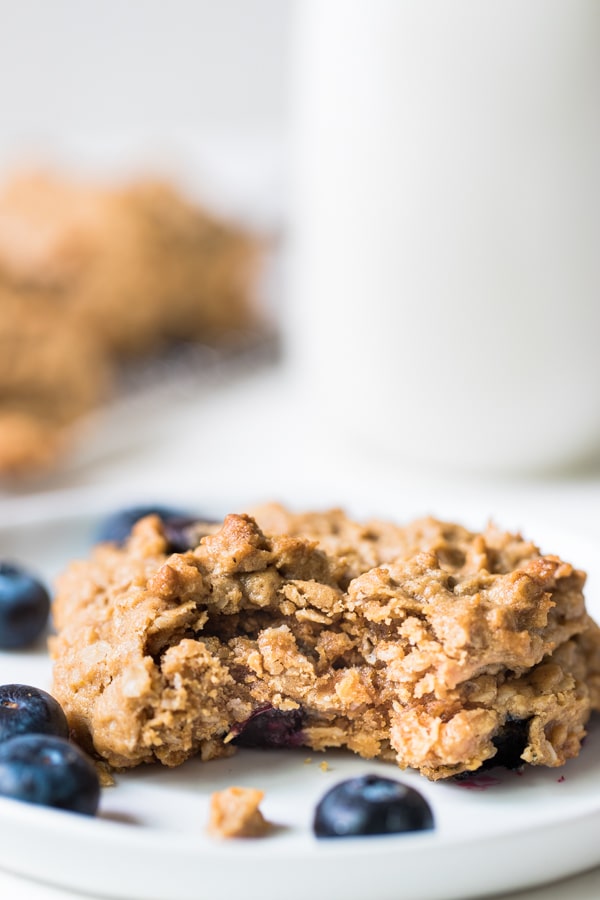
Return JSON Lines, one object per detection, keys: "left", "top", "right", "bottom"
{"left": 49, "top": 508, "right": 600, "bottom": 780}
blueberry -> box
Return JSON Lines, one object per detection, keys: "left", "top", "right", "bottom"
{"left": 233, "top": 706, "right": 306, "bottom": 749}
{"left": 313, "top": 775, "right": 434, "bottom": 838}
{"left": 0, "top": 685, "right": 69, "bottom": 745}
{"left": 0, "top": 734, "right": 100, "bottom": 815}
{"left": 161, "top": 515, "right": 217, "bottom": 554}
{"left": 0, "top": 562, "right": 50, "bottom": 650}
{"left": 95, "top": 505, "right": 214, "bottom": 552}
{"left": 96, "top": 505, "right": 187, "bottom": 544}
{"left": 484, "top": 717, "right": 531, "bottom": 771}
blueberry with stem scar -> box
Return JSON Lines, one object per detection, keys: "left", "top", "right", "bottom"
{"left": 0, "top": 684, "right": 69, "bottom": 745}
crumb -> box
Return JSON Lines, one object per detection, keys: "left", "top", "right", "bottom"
{"left": 304, "top": 757, "right": 312, "bottom": 765}
{"left": 558, "top": 775, "right": 566, "bottom": 783}
{"left": 207, "top": 786, "right": 271, "bottom": 838}
{"left": 319, "top": 761, "right": 330, "bottom": 773}
{"left": 94, "top": 760, "right": 115, "bottom": 787}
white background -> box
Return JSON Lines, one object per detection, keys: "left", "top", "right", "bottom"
{"left": 0, "top": 0, "right": 290, "bottom": 146}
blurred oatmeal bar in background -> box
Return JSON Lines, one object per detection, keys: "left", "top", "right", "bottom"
{"left": 0, "top": 170, "right": 265, "bottom": 479}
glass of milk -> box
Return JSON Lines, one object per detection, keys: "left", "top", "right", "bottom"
{"left": 287, "top": 0, "right": 600, "bottom": 473}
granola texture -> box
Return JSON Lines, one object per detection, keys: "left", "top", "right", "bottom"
{"left": 0, "top": 171, "right": 262, "bottom": 477}
{"left": 49, "top": 506, "right": 600, "bottom": 780}
{"left": 207, "top": 786, "right": 270, "bottom": 838}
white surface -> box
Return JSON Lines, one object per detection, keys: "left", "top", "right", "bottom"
{"left": 2, "top": 451, "right": 600, "bottom": 899}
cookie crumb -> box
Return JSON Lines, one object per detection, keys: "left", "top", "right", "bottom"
{"left": 319, "top": 761, "right": 330, "bottom": 773}
{"left": 95, "top": 760, "right": 115, "bottom": 787}
{"left": 207, "top": 786, "right": 270, "bottom": 838}
{"left": 304, "top": 757, "right": 313, "bottom": 765}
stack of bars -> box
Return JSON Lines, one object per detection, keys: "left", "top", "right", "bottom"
{"left": 50, "top": 505, "right": 600, "bottom": 780}
{"left": 0, "top": 172, "right": 261, "bottom": 477}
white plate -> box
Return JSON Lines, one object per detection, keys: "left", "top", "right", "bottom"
{"left": 1, "top": 508, "right": 600, "bottom": 900}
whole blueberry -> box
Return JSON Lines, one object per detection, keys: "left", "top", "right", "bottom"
{"left": 313, "top": 775, "right": 434, "bottom": 838}
{"left": 0, "top": 685, "right": 69, "bottom": 745}
{"left": 0, "top": 562, "right": 50, "bottom": 650}
{"left": 95, "top": 505, "right": 187, "bottom": 544}
{"left": 95, "top": 505, "right": 212, "bottom": 552}
{"left": 0, "top": 734, "right": 100, "bottom": 815}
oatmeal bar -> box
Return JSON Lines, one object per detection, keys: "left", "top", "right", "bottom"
{"left": 49, "top": 508, "right": 600, "bottom": 780}
{"left": 0, "top": 171, "right": 262, "bottom": 476}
